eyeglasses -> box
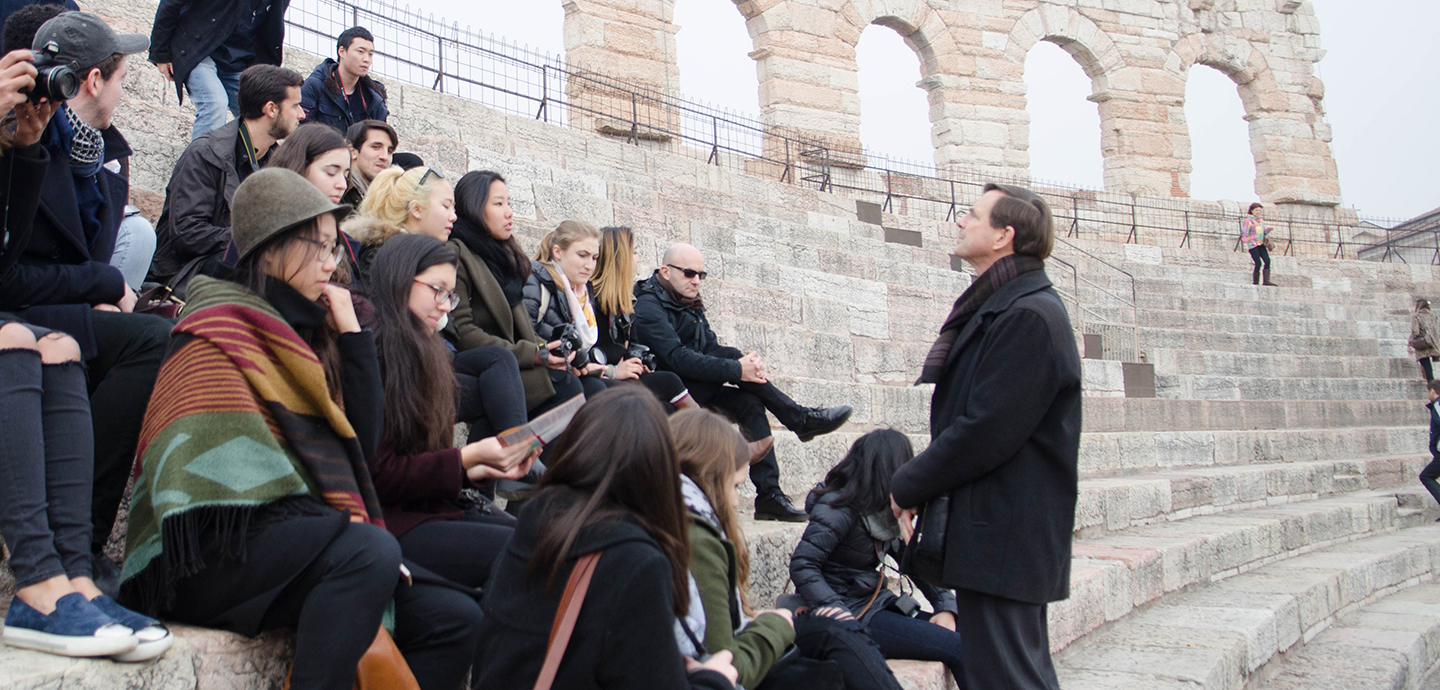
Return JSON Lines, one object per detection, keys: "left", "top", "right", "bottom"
{"left": 298, "top": 237, "right": 346, "bottom": 265}
{"left": 418, "top": 167, "right": 444, "bottom": 187}
{"left": 414, "top": 280, "right": 460, "bottom": 309}
{"left": 666, "top": 264, "right": 707, "bottom": 280}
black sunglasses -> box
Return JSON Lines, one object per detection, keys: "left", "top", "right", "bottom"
{"left": 666, "top": 264, "right": 708, "bottom": 280}
{"left": 418, "top": 167, "right": 445, "bottom": 186}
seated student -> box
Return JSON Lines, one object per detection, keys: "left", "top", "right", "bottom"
{"left": 120, "top": 169, "right": 483, "bottom": 690}
{"left": 673, "top": 409, "right": 903, "bottom": 690}
{"left": 446, "top": 170, "right": 585, "bottom": 415}
{"left": 474, "top": 386, "right": 739, "bottom": 690}
{"left": 0, "top": 52, "right": 168, "bottom": 662}
{"left": 366, "top": 233, "right": 538, "bottom": 582}
{"left": 525, "top": 220, "right": 694, "bottom": 410}
{"left": 151, "top": 64, "right": 304, "bottom": 289}
{"left": 340, "top": 119, "right": 396, "bottom": 208}
{"left": 789, "top": 430, "right": 965, "bottom": 680}
{"left": 344, "top": 165, "right": 455, "bottom": 283}
{"left": 300, "top": 26, "right": 388, "bottom": 134}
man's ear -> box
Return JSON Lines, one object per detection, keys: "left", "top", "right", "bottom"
{"left": 264, "top": 100, "right": 280, "bottom": 120}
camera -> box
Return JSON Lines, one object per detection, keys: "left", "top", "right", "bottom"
{"left": 551, "top": 324, "right": 589, "bottom": 368}
{"left": 28, "top": 42, "right": 79, "bottom": 104}
{"left": 625, "top": 342, "right": 657, "bottom": 371}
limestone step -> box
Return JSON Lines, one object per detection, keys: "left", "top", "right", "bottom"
{"left": 1081, "top": 398, "right": 1423, "bottom": 434}
{"left": 1136, "top": 307, "right": 1401, "bottom": 339}
{"left": 1078, "top": 426, "right": 1426, "bottom": 476}
{"left": 1153, "top": 373, "right": 1424, "bottom": 402}
{"left": 1133, "top": 292, "right": 1409, "bottom": 328}
{"left": 1136, "top": 326, "right": 1386, "bottom": 358}
{"left": 1147, "top": 348, "right": 1416, "bottom": 381}
{"left": 1053, "top": 521, "right": 1440, "bottom": 689}
{"left": 1259, "top": 581, "right": 1440, "bottom": 690}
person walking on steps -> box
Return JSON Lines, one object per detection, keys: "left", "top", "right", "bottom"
{"left": 1241, "top": 202, "right": 1277, "bottom": 286}
{"left": 1420, "top": 379, "right": 1440, "bottom": 521}
{"left": 1410, "top": 298, "right": 1440, "bottom": 381}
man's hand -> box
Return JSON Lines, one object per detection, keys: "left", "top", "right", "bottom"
{"left": 740, "top": 352, "right": 767, "bottom": 383}
{"left": 155, "top": 62, "right": 174, "bottom": 81}
{"left": 13, "top": 98, "right": 55, "bottom": 147}
{"left": 0, "top": 50, "right": 36, "bottom": 114}
{"left": 892, "top": 495, "right": 917, "bottom": 542}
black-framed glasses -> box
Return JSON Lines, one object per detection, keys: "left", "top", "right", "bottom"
{"left": 418, "top": 167, "right": 445, "bottom": 187}
{"left": 298, "top": 237, "right": 346, "bottom": 264}
{"left": 666, "top": 264, "right": 708, "bottom": 280}
{"left": 414, "top": 280, "right": 460, "bottom": 309}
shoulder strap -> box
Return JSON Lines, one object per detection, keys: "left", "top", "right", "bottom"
{"left": 538, "top": 283, "right": 551, "bottom": 324}
{"left": 855, "top": 541, "right": 886, "bottom": 619}
{"left": 533, "top": 551, "right": 602, "bottom": 690}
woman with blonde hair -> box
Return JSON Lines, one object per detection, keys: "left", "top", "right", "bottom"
{"left": 345, "top": 165, "right": 456, "bottom": 282}
{"left": 526, "top": 221, "right": 694, "bottom": 408}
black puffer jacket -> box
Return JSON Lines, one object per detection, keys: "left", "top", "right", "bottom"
{"left": 631, "top": 273, "right": 741, "bottom": 383}
{"left": 790, "top": 491, "right": 957, "bottom": 626}
{"left": 522, "top": 260, "right": 580, "bottom": 344}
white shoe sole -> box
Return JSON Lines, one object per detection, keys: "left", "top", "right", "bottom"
{"left": 112, "top": 630, "right": 174, "bottom": 662}
{"left": 2, "top": 626, "right": 138, "bottom": 657}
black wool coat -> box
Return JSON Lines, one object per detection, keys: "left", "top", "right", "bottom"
{"left": 149, "top": 0, "right": 291, "bottom": 105}
{"left": 890, "top": 269, "right": 1082, "bottom": 605}
{"left": 151, "top": 119, "right": 244, "bottom": 284}
{"left": 631, "top": 273, "right": 742, "bottom": 383}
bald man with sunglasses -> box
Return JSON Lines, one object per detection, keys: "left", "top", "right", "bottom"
{"left": 633, "top": 243, "right": 852, "bottom": 521}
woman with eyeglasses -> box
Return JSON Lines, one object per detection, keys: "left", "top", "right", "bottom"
{"left": 344, "top": 165, "right": 456, "bottom": 284}
{"left": 365, "top": 233, "right": 536, "bottom": 594}
{"left": 446, "top": 170, "right": 586, "bottom": 417}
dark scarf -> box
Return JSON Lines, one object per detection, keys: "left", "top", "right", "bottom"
{"left": 917, "top": 254, "right": 1045, "bottom": 384}
{"left": 453, "top": 216, "right": 525, "bottom": 307}
{"left": 654, "top": 270, "right": 705, "bottom": 311}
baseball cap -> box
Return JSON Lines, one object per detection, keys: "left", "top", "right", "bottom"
{"left": 32, "top": 12, "right": 149, "bottom": 73}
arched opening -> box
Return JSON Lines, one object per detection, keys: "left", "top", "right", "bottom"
{"left": 1185, "top": 64, "right": 1254, "bottom": 201}
{"left": 855, "top": 24, "right": 932, "bottom": 166}
{"left": 673, "top": 0, "right": 760, "bottom": 117}
{"left": 1024, "top": 41, "right": 1102, "bottom": 189}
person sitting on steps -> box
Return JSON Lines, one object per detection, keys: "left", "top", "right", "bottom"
{"left": 632, "top": 242, "right": 852, "bottom": 522}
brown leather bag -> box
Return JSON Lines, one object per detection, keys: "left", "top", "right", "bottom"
{"left": 532, "top": 551, "right": 602, "bottom": 690}
{"left": 283, "top": 627, "right": 420, "bottom": 690}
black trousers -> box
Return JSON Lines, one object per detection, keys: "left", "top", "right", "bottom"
{"left": 952, "top": 588, "right": 1059, "bottom": 690}
{"left": 87, "top": 311, "right": 170, "bottom": 553}
{"left": 166, "top": 518, "right": 483, "bottom": 690}
{"left": 1420, "top": 357, "right": 1434, "bottom": 382}
{"left": 396, "top": 512, "right": 517, "bottom": 589}
{"left": 1249, "top": 245, "right": 1272, "bottom": 271}
{"left": 454, "top": 346, "right": 529, "bottom": 441}
{"left": 781, "top": 613, "right": 903, "bottom": 690}
{"left": 684, "top": 365, "right": 809, "bottom": 497}
{"left": 1422, "top": 456, "right": 1440, "bottom": 507}
{"left": 529, "top": 368, "right": 586, "bottom": 418}
{"left": 577, "top": 370, "right": 689, "bottom": 412}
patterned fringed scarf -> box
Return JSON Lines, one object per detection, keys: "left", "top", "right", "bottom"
{"left": 916, "top": 254, "right": 1045, "bottom": 384}
{"left": 121, "top": 276, "right": 385, "bottom": 612}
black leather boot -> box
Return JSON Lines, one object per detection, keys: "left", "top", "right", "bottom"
{"left": 791, "top": 405, "right": 853, "bottom": 442}
{"left": 754, "top": 493, "right": 808, "bottom": 522}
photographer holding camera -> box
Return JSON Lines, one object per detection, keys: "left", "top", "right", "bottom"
{"left": 526, "top": 220, "right": 695, "bottom": 411}
{"left": 0, "top": 10, "right": 172, "bottom": 573}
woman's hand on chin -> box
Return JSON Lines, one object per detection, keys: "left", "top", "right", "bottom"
{"left": 320, "top": 284, "right": 361, "bottom": 333}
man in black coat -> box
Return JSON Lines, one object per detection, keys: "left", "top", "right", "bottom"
{"left": 300, "top": 26, "right": 389, "bottom": 134}
{"left": 890, "top": 183, "right": 1081, "bottom": 690}
{"left": 149, "top": 0, "right": 291, "bottom": 140}
{"left": 633, "top": 242, "right": 852, "bottom": 521}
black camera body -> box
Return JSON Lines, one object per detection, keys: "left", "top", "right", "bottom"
{"left": 29, "top": 42, "right": 79, "bottom": 104}
{"left": 551, "top": 323, "right": 589, "bottom": 368}
{"left": 626, "top": 342, "right": 657, "bottom": 371}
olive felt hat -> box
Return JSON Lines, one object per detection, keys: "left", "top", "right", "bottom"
{"left": 231, "top": 168, "right": 352, "bottom": 261}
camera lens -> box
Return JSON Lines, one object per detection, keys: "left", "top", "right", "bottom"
{"left": 31, "top": 63, "right": 79, "bottom": 103}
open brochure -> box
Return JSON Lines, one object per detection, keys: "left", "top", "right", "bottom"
{"left": 497, "top": 393, "right": 585, "bottom": 451}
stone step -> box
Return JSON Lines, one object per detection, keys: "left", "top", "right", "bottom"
{"left": 1082, "top": 398, "right": 1423, "bottom": 434}
{"left": 1259, "top": 581, "right": 1440, "bottom": 690}
{"left": 1147, "top": 348, "right": 1416, "bottom": 381}
{"left": 1078, "top": 426, "right": 1426, "bottom": 477}
{"left": 1053, "top": 520, "right": 1440, "bottom": 689}
{"left": 1136, "top": 307, "right": 1400, "bottom": 339}
{"left": 1137, "top": 326, "right": 1386, "bottom": 358}
{"left": 1154, "top": 373, "right": 1424, "bottom": 402}
{"left": 1134, "top": 290, "right": 1410, "bottom": 323}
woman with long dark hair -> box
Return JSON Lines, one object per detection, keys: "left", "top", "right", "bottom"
{"left": 366, "top": 233, "right": 535, "bottom": 584}
{"left": 447, "top": 170, "right": 584, "bottom": 415}
{"left": 790, "top": 429, "right": 965, "bottom": 679}
{"left": 474, "top": 386, "right": 738, "bottom": 689}
{"left": 120, "top": 169, "right": 482, "bottom": 690}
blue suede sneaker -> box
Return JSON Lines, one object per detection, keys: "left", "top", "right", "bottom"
{"left": 1, "top": 592, "right": 137, "bottom": 657}
{"left": 88, "top": 595, "right": 174, "bottom": 662}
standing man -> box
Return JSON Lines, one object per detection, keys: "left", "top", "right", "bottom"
{"left": 890, "top": 183, "right": 1081, "bottom": 690}
{"left": 149, "top": 0, "right": 291, "bottom": 141}
{"left": 633, "top": 243, "right": 852, "bottom": 521}
{"left": 1420, "top": 380, "right": 1440, "bottom": 514}
{"left": 340, "top": 119, "right": 396, "bottom": 208}
{"left": 150, "top": 64, "right": 304, "bottom": 288}
{"left": 300, "top": 26, "right": 389, "bottom": 133}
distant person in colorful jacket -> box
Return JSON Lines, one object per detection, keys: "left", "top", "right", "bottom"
{"left": 1241, "top": 202, "right": 1278, "bottom": 286}
{"left": 1411, "top": 298, "right": 1440, "bottom": 381}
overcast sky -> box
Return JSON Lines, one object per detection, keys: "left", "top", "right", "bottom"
{"left": 404, "top": 0, "right": 1434, "bottom": 222}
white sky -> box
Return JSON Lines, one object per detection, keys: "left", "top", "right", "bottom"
{"left": 405, "top": 0, "right": 1434, "bottom": 222}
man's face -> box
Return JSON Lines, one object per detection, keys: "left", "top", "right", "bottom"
{"left": 80, "top": 56, "right": 128, "bottom": 129}
{"left": 954, "top": 190, "right": 1012, "bottom": 264}
{"left": 352, "top": 129, "right": 394, "bottom": 182}
{"left": 338, "top": 38, "right": 374, "bottom": 79}
{"left": 267, "top": 85, "right": 305, "bottom": 140}
{"left": 660, "top": 252, "right": 705, "bottom": 300}
{"left": 1430, "top": 387, "right": 1438, "bottom": 404}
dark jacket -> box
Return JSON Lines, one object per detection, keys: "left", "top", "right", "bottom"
{"left": 370, "top": 437, "right": 467, "bottom": 539}
{"left": 890, "top": 270, "right": 1082, "bottom": 605}
{"left": 632, "top": 273, "right": 742, "bottom": 383}
{"left": 522, "top": 260, "right": 585, "bottom": 344}
{"left": 790, "top": 491, "right": 958, "bottom": 625}
{"left": 593, "top": 303, "right": 632, "bottom": 366}
{"left": 474, "top": 491, "right": 732, "bottom": 690}
{"left": 443, "top": 221, "right": 554, "bottom": 410}
{"left": 1429, "top": 401, "right": 1440, "bottom": 460}
{"left": 149, "top": 0, "right": 290, "bottom": 105}
{"left": 152, "top": 118, "right": 244, "bottom": 283}
{"left": 3, "top": 120, "right": 132, "bottom": 359}
{"left": 299, "top": 59, "right": 390, "bottom": 134}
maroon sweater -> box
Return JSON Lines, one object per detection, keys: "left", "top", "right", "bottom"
{"left": 370, "top": 437, "right": 469, "bottom": 537}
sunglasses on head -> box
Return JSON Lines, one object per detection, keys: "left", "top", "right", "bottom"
{"left": 418, "top": 167, "right": 444, "bottom": 187}
{"left": 667, "top": 264, "right": 707, "bottom": 280}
